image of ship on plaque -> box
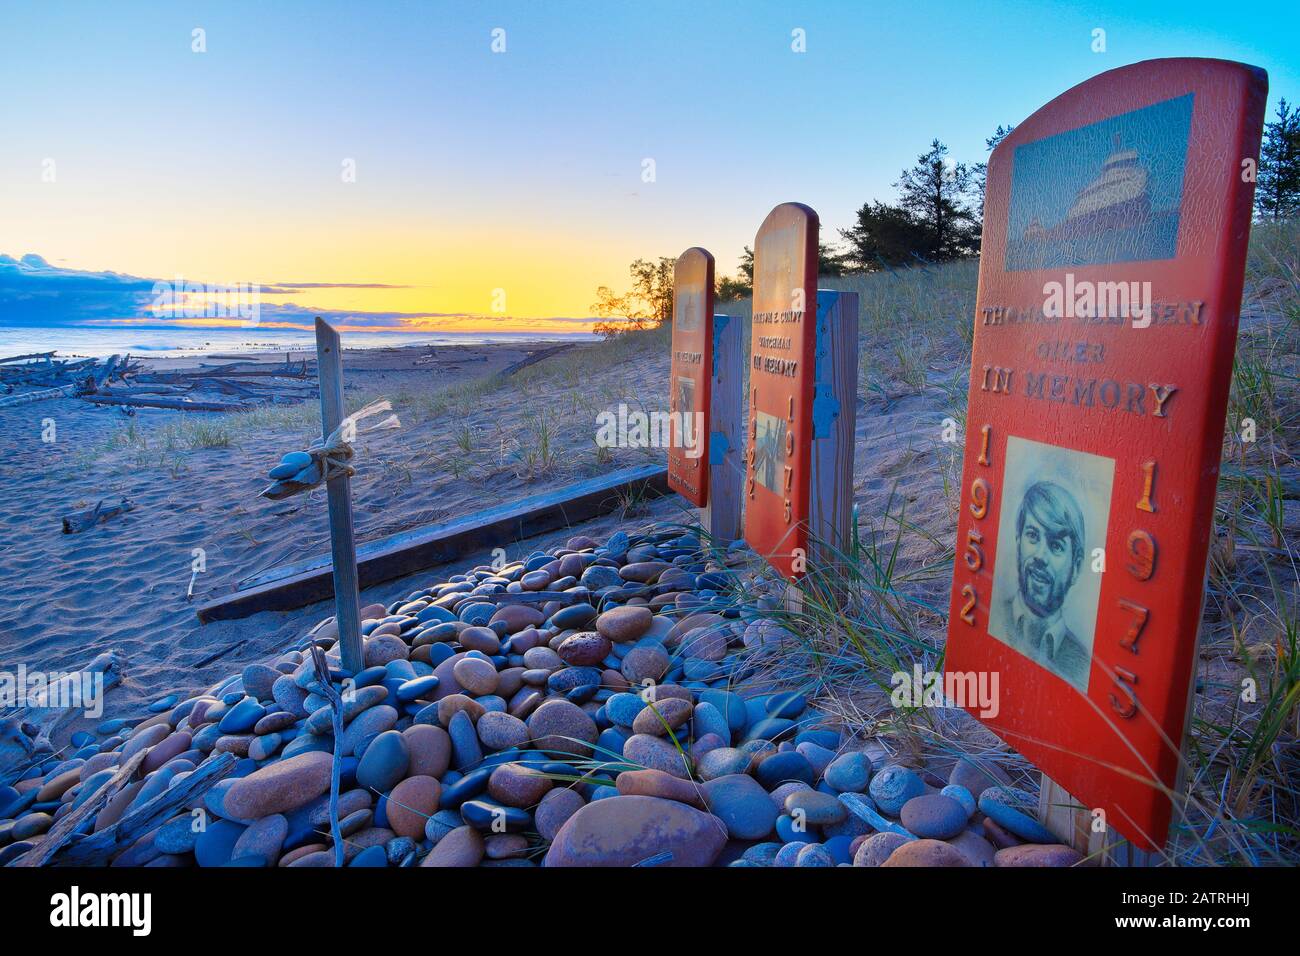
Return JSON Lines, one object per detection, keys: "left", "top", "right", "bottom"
{"left": 752, "top": 410, "right": 787, "bottom": 495}
{"left": 988, "top": 436, "right": 1116, "bottom": 692}
{"left": 1005, "top": 92, "right": 1193, "bottom": 271}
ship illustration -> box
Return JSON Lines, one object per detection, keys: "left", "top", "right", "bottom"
{"left": 1023, "top": 134, "right": 1151, "bottom": 242}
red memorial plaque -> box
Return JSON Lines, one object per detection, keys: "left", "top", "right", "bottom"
{"left": 667, "top": 248, "right": 714, "bottom": 506}
{"left": 745, "top": 203, "right": 819, "bottom": 579}
{"left": 945, "top": 59, "right": 1268, "bottom": 849}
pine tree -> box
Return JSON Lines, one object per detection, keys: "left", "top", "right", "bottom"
{"left": 1256, "top": 98, "right": 1300, "bottom": 221}
{"left": 894, "top": 139, "right": 981, "bottom": 260}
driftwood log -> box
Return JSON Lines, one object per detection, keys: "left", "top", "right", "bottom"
{"left": 82, "top": 394, "right": 248, "bottom": 413}
{"left": 40, "top": 752, "right": 238, "bottom": 866}
{"left": 62, "top": 498, "right": 135, "bottom": 534}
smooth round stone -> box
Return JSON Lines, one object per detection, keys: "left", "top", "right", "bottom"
{"left": 396, "top": 675, "right": 440, "bottom": 702}
{"left": 785, "top": 789, "right": 847, "bottom": 826}
{"left": 691, "top": 701, "right": 730, "bottom": 744}
{"left": 193, "top": 819, "right": 248, "bottom": 868}
{"left": 520, "top": 570, "right": 551, "bottom": 590}
{"left": 12, "top": 812, "right": 53, "bottom": 840}
{"left": 824, "top": 751, "right": 872, "bottom": 793}
{"left": 947, "top": 829, "right": 997, "bottom": 867}
{"left": 248, "top": 733, "right": 282, "bottom": 762}
{"left": 458, "top": 604, "right": 495, "bottom": 627}
{"left": 223, "top": 752, "right": 332, "bottom": 819}
{"left": 557, "top": 632, "right": 611, "bottom": 667}
{"left": 623, "top": 734, "right": 691, "bottom": 779}
{"left": 387, "top": 776, "right": 441, "bottom": 839}
{"left": 149, "top": 694, "right": 179, "bottom": 713}
{"left": 596, "top": 605, "right": 653, "bottom": 643}
{"left": 547, "top": 666, "right": 602, "bottom": 695}
{"left": 523, "top": 646, "right": 563, "bottom": 670}
{"left": 994, "top": 843, "right": 1084, "bottom": 867}
{"left": 605, "top": 692, "right": 646, "bottom": 729}
{"left": 615, "top": 768, "right": 706, "bottom": 808}
{"left": 417, "top": 604, "right": 456, "bottom": 624}
{"left": 461, "top": 799, "right": 531, "bottom": 832}
{"left": 356, "top": 731, "right": 410, "bottom": 792}
{"left": 252, "top": 711, "right": 297, "bottom": 736}
{"left": 618, "top": 561, "right": 670, "bottom": 584}
{"left": 620, "top": 646, "right": 669, "bottom": 683}
{"left": 853, "top": 831, "right": 911, "bottom": 866}
{"left": 795, "top": 742, "right": 836, "bottom": 777}
{"left": 488, "top": 762, "right": 552, "bottom": 808}
{"left": 978, "top": 787, "right": 1059, "bottom": 843}
{"left": 535, "top": 788, "right": 586, "bottom": 841}
{"left": 452, "top": 657, "right": 499, "bottom": 697}
{"left": 339, "top": 705, "right": 399, "bottom": 756}
{"left": 580, "top": 566, "right": 623, "bottom": 590}
{"left": 421, "top": 825, "right": 485, "bottom": 867}
{"left": 702, "top": 774, "right": 777, "bottom": 839}
{"left": 940, "top": 784, "right": 977, "bottom": 818}
{"left": 231, "top": 813, "right": 289, "bottom": 866}
{"left": 402, "top": 724, "right": 451, "bottom": 778}
{"left": 796, "top": 842, "right": 835, "bottom": 867}
{"left": 882, "top": 838, "right": 972, "bottom": 867}
{"left": 447, "top": 709, "right": 482, "bottom": 771}
{"left": 698, "top": 690, "right": 748, "bottom": 732}
{"left": 544, "top": 795, "right": 726, "bottom": 867}
{"left": 683, "top": 659, "right": 723, "bottom": 682}
{"left": 869, "top": 765, "right": 926, "bottom": 816}
{"left": 697, "top": 747, "right": 750, "bottom": 781}
{"left": 900, "top": 794, "right": 968, "bottom": 840}
{"left": 948, "top": 755, "right": 1012, "bottom": 800}
{"left": 363, "top": 634, "right": 409, "bottom": 668}
{"left": 458, "top": 626, "right": 502, "bottom": 654}
{"left": 97, "top": 718, "right": 128, "bottom": 736}
{"left": 631, "top": 698, "right": 693, "bottom": 737}
{"left": 348, "top": 845, "right": 388, "bottom": 867}
{"left": 765, "top": 691, "right": 806, "bottom": 719}
{"left": 550, "top": 603, "right": 597, "bottom": 630}
{"left": 773, "top": 841, "right": 805, "bottom": 866}
{"left": 754, "top": 751, "right": 815, "bottom": 789}
{"left": 484, "top": 833, "right": 529, "bottom": 860}
{"left": 744, "top": 716, "right": 796, "bottom": 744}
{"left": 489, "top": 604, "right": 545, "bottom": 633}
{"left": 526, "top": 699, "right": 598, "bottom": 759}
{"left": 476, "top": 711, "right": 529, "bottom": 751}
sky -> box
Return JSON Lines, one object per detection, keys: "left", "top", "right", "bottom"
{"left": 1, "top": 0, "right": 1297, "bottom": 333}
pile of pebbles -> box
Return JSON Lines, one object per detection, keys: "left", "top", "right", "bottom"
{"left": 0, "top": 526, "right": 1084, "bottom": 867}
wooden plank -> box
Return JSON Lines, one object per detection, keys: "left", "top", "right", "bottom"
{"left": 700, "top": 312, "right": 743, "bottom": 543}
{"left": 196, "top": 462, "right": 670, "bottom": 622}
{"left": 316, "top": 317, "right": 365, "bottom": 675}
{"left": 808, "top": 291, "right": 858, "bottom": 570}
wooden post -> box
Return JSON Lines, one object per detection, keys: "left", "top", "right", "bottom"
{"left": 315, "top": 317, "right": 364, "bottom": 675}
{"left": 699, "top": 313, "right": 742, "bottom": 543}
{"left": 808, "top": 290, "right": 858, "bottom": 573}
{"left": 1038, "top": 775, "right": 1156, "bottom": 865}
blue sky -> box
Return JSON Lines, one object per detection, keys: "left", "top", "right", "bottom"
{"left": 1, "top": 0, "right": 1296, "bottom": 327}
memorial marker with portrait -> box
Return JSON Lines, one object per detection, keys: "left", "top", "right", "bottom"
{"left": 944, "top": 58, "right": 1268, "bottom": 850}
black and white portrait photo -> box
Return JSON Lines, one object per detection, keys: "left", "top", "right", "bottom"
{"left": 987, "top": 436, "right": 1115, "bottom": 692}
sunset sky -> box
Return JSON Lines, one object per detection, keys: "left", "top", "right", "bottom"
{"left": 2, "top": 0, "right": 1297, "bottom": 332}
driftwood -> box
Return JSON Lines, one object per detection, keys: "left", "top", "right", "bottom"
{"left": 82, "top": 393, "right": 248, "bottom": 413}
{"left": 0, "top": 351, "right": 56, "bottom": 365}
{"left": 48, "top": 752, "right": 238, "bottom": 866}
{"left": 0, "top": 384, "right": 76, "bottom": 409}
{"left": 497, "top": 343, "right": 575, "bottom": 378}
{"left": 310, "top": 645, "right": 346, "bottom": 867}
{"left": 62, "top": 498, "right": 135, "bottom": 533}
{"left": 11, "top": 749, "right": 148, "bottom": 866}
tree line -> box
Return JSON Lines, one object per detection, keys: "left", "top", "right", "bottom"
{"left": 593, "top": 99, "right": 1300, "bottom": 331}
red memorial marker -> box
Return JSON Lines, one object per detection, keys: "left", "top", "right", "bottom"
{"left": 745, "top": 203, "right": 819, "bottom": 579}
{"left": 945, "top": 58, "right": 1268, "bottom": 852}
{"left": 667, "top": 248, "right": 714, "bottom": 507}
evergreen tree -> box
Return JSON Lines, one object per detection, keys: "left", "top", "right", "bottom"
{"left": 1256, "top": 98, "right": 1300, "bottom": 221}
{"left": 895, "top": 139, "right": 980, "bottom": 260}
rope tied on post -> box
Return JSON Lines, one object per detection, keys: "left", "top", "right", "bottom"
{"left": 260, "top": 399, "right": 400, "bottom": 500}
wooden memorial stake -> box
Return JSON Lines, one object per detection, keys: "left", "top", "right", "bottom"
{"left": 743, "top": 201, "right": 856, "bottom": 602}
{"left": 315, "top": 317, "right": 364, "bottom": 675}
{"left": 699, "top": 312, "right": 743, "bottom": 542}
{"left": 669, "top": 248, "right": 742, "bottom": 543}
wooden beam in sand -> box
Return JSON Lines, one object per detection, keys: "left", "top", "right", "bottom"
{"left": 195, "top": 461, "right": 671, "bottom": 623}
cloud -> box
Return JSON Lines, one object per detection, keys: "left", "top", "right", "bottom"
{"left": 0, "top": 254, "right": 597, "bottom": 331}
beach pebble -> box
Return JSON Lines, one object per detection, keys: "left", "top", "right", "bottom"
{"left": 899, "top": 794, "right": 968, "bottom": 839}
{"left": 869, "top": 765, "right": 925, "bottom": 815}
{"left": 631, "top": 698, "right": 692, "bottom": 737}
{"left": 881, "top": 838, "right": 971, "bottom": 867}
{"left": 402, "top": 724, "right": 451, "bottom": 777}
{"left": 544, "top": 795, "right": 726, "bottom": 867}
{"left": 978, "top": 787, "right": 1059, "bottom": 843}
{"left": 702, "top": 774, "right": 777, "bottom": 839}
{"left": 785, "top": 789, "right": 848, "bottom": 826}
{"left": 387, "top": 776, "right": 441, "bottom": 839}
{"left": 535, "top": 788, "right": 586, "bottom": 841}
{"left": 487, "top": 763, "right": 552, "bottom": 808}
{"left": 994, "top": 843, "right": 1084, "bottom": 867}
{"left": 824, "top": 751, "right": 872, "bottom": 793}
{"left": 452, "top": 657, "right": 499, "bottom": 696}
{"left": 421, "top": 825, "right": 485, "bottom": 867}
{"left": 596, "top": 606, "right": 653, "bottom": 643}
{"left": 223, "top": 752, "right": 333, "bottom": 819}
{"left": 558, "top": 632, "right": 611, "bottom": 667}
{"left": 946, "top": 830, "right": 997, "bottom": 867}
{"left": 475, "top": 711, "right": 529, "bottom": 751}
{"left": 623, "top": 734, "right": 691, "bottom": 779}
{"left": 526, "top": 699, "right": 598, "bottom": 759}
{"left": 355, "top": 731, "right": 410, "bottom": 792}
{"left": 853, "top": 831, "right": 911, "bottom": 866}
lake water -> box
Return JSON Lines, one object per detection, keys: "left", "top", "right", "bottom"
{"left": 0, "top": 325, "right": 597, "bottom": 360}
